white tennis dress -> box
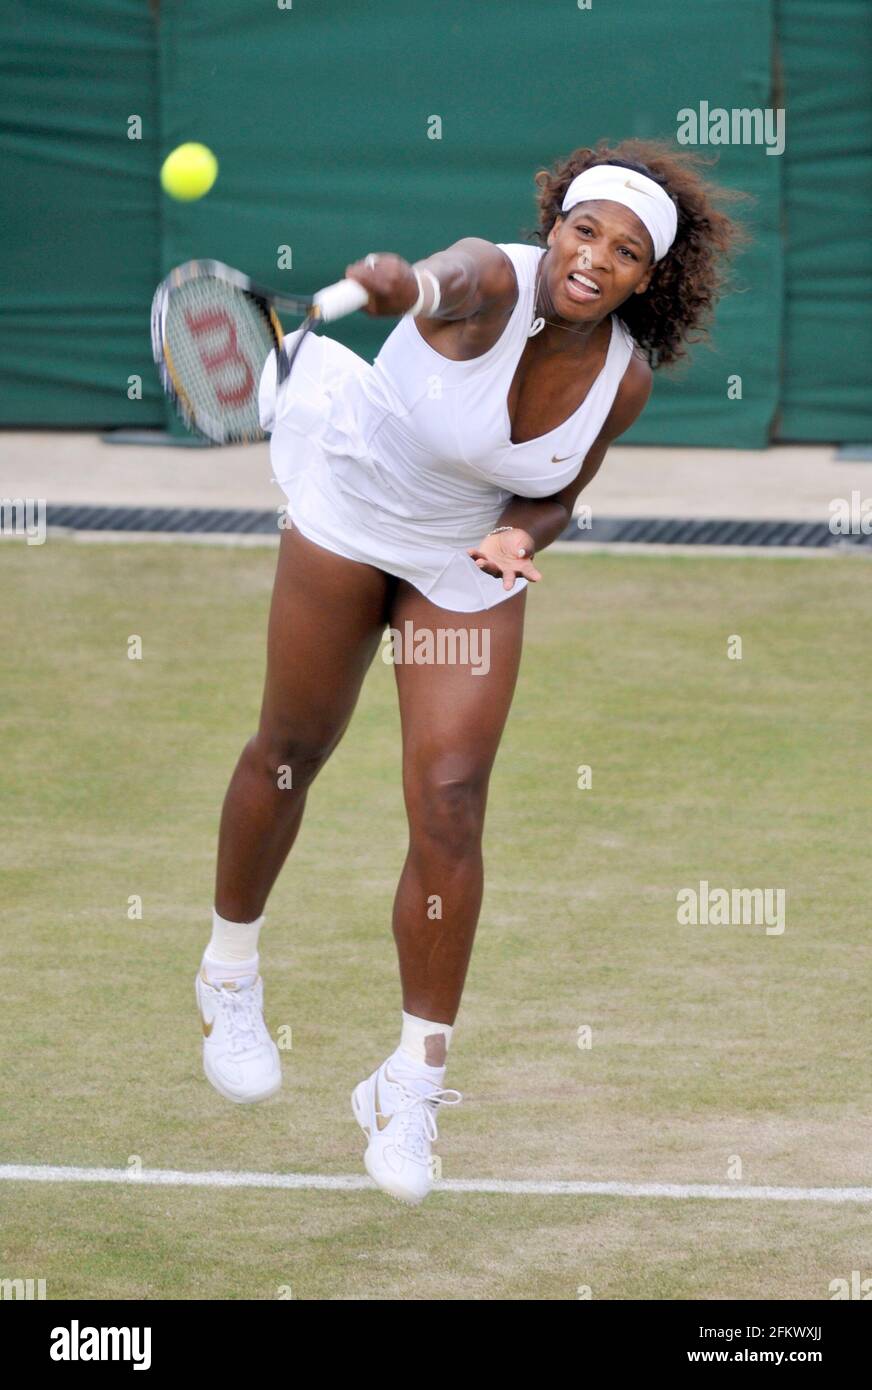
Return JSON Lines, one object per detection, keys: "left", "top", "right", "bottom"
{"left": 258, "top": 242, "right": 636, "bottom": 612}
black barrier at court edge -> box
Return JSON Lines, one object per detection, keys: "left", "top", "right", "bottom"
{"left": 36, "top": 504, "right": 872, "bottom": 549}
{"left": 7, "top": 1297, "right": 869, "bottom": 1367}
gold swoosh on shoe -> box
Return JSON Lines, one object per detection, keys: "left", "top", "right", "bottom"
{"left": 199, "top": 969, "right": 214, "bottom": 1036}
{"left": 375, "top": 1073, "right": 391, "bottom": 1131}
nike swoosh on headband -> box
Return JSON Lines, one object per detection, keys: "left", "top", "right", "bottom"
{"left": 624, "top": 178, "right": 657, "bottom": 198}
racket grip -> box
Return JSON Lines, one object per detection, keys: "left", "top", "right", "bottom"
{"left": 313, "top": 278, "right": 369, "bottom": 323}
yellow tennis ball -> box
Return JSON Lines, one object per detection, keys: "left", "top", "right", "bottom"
{"left": 160, "top": 143, "right": 218, "bottom": 201}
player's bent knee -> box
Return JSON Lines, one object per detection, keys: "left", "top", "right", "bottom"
{"left": 249, "top": 727, "right": 336, "bottom": 788}
{"left": 409, "top": 767, "right": 489, "bottom": 858}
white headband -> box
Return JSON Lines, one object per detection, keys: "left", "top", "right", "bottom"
{"left": 561, "top": 164, "right": 678, "bottom": 262}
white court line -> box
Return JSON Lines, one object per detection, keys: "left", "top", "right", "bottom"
{"left": 1, "top": 1164, "right": 870, "bottom": 1203}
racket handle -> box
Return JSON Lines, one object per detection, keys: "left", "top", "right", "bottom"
{"left": 313, "top": 278, "right": 369, "bottom": 323}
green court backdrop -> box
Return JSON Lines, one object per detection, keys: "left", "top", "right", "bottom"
{"left": 0, "top": 0, "right": 161, "bottom": 425}
{"left": 0, "top": 0, "right": 869, "bottom": 445}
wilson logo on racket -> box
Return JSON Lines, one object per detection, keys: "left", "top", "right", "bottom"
{"left": 184, "top": 307, "right": 255, "bottom": 406}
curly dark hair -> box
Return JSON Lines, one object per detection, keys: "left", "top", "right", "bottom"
{"left": 530, "top": 137, "right": 752, "bottom": 371}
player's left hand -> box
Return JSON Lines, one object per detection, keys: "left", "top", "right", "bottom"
{"left": 467, "top": 528, "right": 542, "bottom": 591}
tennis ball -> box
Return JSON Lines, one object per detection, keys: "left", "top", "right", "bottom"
{"left": 160, "top": 143, "right": 218, "bottom": 201}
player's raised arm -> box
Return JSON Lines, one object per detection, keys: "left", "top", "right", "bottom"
{"left": 344, "top": 237, "right": 517, "bottom": 321}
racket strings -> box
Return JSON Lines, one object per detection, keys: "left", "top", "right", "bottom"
{"left": 162, "top": 277, "right": 280, "bottom": 443}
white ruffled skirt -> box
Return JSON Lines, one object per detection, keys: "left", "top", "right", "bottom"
{"left": 258, "top": 331, "right": 527, "bottom": 614}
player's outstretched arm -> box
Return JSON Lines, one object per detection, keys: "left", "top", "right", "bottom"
{"left": 344, "top": 238, "right": 517, "bottom": 322}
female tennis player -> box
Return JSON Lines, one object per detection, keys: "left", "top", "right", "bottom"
{"left": 194, "top": 140, "right": 745, "bottom": 1204}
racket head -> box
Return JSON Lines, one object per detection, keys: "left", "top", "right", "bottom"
{"left": 151, "top": 260, "right": 307, "bottom": 445}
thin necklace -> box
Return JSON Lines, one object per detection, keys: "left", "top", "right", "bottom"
{"left": 529, "top": 255, "right": 602, "bottom": 339}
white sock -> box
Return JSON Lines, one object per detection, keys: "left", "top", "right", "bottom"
{"left": 202, "top": 908, "right": 263, "bottom": 985}
{"left": 396, "top": 1010, "right": 453, "bottom": 1072}
{"left": 207, "top": 908, "right": 263, "bottom": 961}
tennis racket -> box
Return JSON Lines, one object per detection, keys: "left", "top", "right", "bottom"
{"left": 151, "top": 259, "right": 368, "bottom": 445}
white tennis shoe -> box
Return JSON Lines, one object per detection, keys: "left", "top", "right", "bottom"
{"left": 352, "top": 1057, "right": 462, "bottom": 1205}
{"left": 195, "top": 965, "right": 282, "bottom": 1104}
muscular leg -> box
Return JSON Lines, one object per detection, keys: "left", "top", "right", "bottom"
{"left": 214, "top": 525, "right": 393, "bottom": 922}
{"left": 389, "top": 582, "right": 526, "bottom": 1035}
